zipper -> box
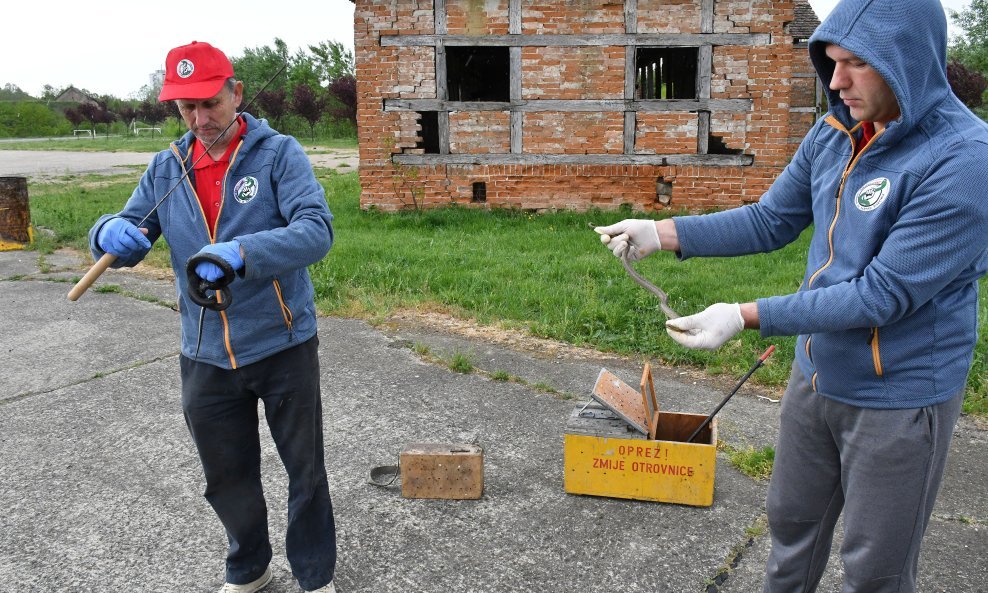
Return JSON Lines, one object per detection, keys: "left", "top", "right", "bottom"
{"left": 802, "top": 118, "right": 885, "bottom": 392}
{"left": 868, "top": 327, "right": 883, "bottom": 376}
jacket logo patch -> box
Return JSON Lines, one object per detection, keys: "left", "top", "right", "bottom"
{"left": 854, "top": 177, "right": 891, "bottom": 212}
{"left": 234, "top": 176, "right": 258, "bottom": 203}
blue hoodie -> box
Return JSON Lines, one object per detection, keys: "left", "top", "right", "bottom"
{"left": 89, "top": 113, "right": 334, "bottom": 369}
{"left": 673, "top": 0, "right": 988, "bottom": 409}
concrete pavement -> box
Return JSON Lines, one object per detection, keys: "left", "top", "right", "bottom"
{"left": 1, "top": 248, "right": 985, "bottom": 593}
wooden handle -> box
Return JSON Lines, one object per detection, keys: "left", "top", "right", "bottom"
{"left": 67, "top": 252, "right": 117, "bottom": 301}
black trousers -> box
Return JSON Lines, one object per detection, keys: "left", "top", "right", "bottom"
{"left": 180, "top": 336, "right": 337, "bottom": 590}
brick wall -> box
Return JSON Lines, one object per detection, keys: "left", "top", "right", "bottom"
{"left": 354, "top": 0, "right": 814, "bottom": 212}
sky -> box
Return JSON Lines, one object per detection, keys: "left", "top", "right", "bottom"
{"left": 0, "top": 0, "right": 357, "bottom": 99}
{"left": 0, "top": 0, "right": 971, "bottom": 100}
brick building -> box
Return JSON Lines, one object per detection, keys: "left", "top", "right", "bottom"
{"left": 350, "top": 0, "right": 820, "bottom": 211}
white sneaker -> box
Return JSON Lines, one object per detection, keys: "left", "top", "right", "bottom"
{"left": 306, "top": 580, "right": 337, "bottom": 592}
{"left": 218, "top": 567, "right": 273, "bottom": 593}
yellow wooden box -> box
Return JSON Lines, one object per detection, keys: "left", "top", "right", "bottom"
{"left": 563, "top": 367, "right": 718, "bottom": 507}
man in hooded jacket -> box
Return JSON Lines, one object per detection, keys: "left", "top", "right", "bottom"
{"left": 87, "top": 42, "right": 338, "bottom": 593}
{"left": 596, "top": 0, "right": 988, "bottom": 591}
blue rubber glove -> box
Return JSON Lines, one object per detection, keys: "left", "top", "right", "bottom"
{"left": 97, "top": 217, "right": 151, "bottom": 259}
{"left": 194, "top": 241, "right": 244, "bottom": 282}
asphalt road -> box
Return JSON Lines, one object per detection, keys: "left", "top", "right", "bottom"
{"left": 0, "top": 246, "right": 985, "bottom": 593}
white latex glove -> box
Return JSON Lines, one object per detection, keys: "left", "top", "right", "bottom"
{"left": 665, "top": 303, "right": 744, "bottom": 350}
{"left": 594, "top": 219, "right": 662, "bottom": 262}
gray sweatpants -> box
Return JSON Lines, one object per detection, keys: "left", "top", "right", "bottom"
{"left": 762, "top": 363, "right": 963, "bottom": 593}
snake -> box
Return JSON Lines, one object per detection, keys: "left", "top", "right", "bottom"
{"left": 591, "top": 223, "right": 681, "bottom": 319}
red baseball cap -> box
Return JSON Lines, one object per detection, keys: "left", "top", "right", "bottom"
{"left": 158, "top": 41, "right": 234, "bottom": 102}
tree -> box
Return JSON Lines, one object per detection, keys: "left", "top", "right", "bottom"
{"left": 257, "top": 89, "right": 288, "bottom": 129}
{"left": 138, "top": 99, "right": 173, "bottom": 137}
{"left": 306, "top": 41, "right": 355, "bottom": 86}
{"left": 948, "top": 61, "right": 987, "bottom": 108}
{"left": 118, "top": 104, "right": 138, "bottom": 132}
{"left": 64, "top": 107, "right": 84, "bottom": 129}
{"left": 328, "top": 75, "right": 357, "bottom": 125}
{"left": 233, "top": 39, "right": 292, "bottom": 98}
{"left": 0, "top": 83, "right": 32, "bottom": 100}
{"left": 949, "top": 0, "right": 988, "bottom": 73}
{"left": 290, "top": 84, "right": 325, "bottom": 141}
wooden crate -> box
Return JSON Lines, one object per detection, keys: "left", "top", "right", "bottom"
{"left": 399, "top": 443, "right": 484, "bottom": 500}
{"left": 564, "top": 403, "right": 718, "bottom": 507}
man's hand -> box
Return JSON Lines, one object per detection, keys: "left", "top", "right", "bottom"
{"left": 665, "top": 303, "right": 744, "bottom": 350}
{"left": 594, "top": 219, "right": 662, "bottom": 261}
{"left": 194, "top": 241, "right": 243, "bottom": 282}
{"left": 96, "top": 217, "right": 151, "bottom": 259}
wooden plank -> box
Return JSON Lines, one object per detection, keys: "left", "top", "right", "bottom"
{"left": 384, "top": 98, "right": 753, "bottom": 113}
{"left": 393, "top": 153, "right": 754, "bottom": 166}
{"left": 381, "top": 33, "right": 773, "bottom": 47}
{"left": 591, "top": 368, "right": 649, "bottom": 435}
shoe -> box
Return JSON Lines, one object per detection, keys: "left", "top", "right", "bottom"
{"left": 218, "top": 567, "right": 273, "bottom": 593}
{"left": 306, "top": 580, "right": 337, "bottom": 592}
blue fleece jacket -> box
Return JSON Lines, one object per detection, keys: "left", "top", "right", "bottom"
{"left": 673, "top": 0, "right": 988, "bottom": 409}
{"left": 89, "top": 113, "right": 333, "bottom": 369}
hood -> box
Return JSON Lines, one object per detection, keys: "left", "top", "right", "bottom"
{"left": 172, "top": 112, "right": 276, "bottom": 157}
{"left": 808, "top": 0, "right": 950, "bottom": 134}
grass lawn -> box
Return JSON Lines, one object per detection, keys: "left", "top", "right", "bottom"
{"left": 25, "top": 168, "right": 988, "bottom": 416}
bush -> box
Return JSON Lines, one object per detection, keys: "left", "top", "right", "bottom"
{"left": 947, "top": 61, "right": 988, "bottom": 108}
{"left": 0, "top": 102, "right": 72, "bottom": 137}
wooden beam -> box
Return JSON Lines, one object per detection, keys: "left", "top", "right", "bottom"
{"left": 393, "top": 153, "right": 754, "bottom": 166}
{"left": 511, "top": 112, "right": 523, "bottom": 153}
{"left": 701, "top": 0, "right": 714, "bottom": 34}
{"left": 438, "top": 111, "right": 450, "bottom": 155}
{"left": 697, "top": 111, "right": 710, "bottom": 154}
{"left": 698, "top": 45, "right": 712, "bottom": 99}
{"left": 625, "top": 0, "right": 637, "bottom": 34}
{"left": 381, "top": 33, "right": 772, "bottom": 47}
{"left": 384, "top": 98, "right": 753, "bottom": 113}
{"left": 510, "top": 45, "right": 522, "bottom": 153}
{"left": 625, "top": 45, "right": 637, "bottom": 99}
{"left": 624, "top": 111, "right": 637, "bottom": 154}
{"left": 509, "top": 0, "right": 521, "bottom": 35}
{"left": 435, "top": 0, "right": 447, "bottom": 35}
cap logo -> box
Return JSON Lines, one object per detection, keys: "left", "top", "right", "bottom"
{"left": 234, "top": 176, "right": 259, "bottom": 203}
{"left": 177, "top": 59, "right": 195, "bottom": 79}
{"left": 854, "top": 177, "right": 891, "bottom": 212}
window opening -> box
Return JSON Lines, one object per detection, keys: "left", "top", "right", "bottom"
{"left": 708, "top": 133, "right": 743, "bottom": 155}
{"left": 446, "top": 46, "right": 511, "bottom": 102}
{"left": 636, "top": 48, "right": 699, "bottom": 100}
{"left": 415, "top": 111, "right": 440, "bottom": 154}
{"left": 656, "top": 177, "right": 673, "bottom": 205}
{"left": 472, "top": 181, "right": 487, "bottom": 203}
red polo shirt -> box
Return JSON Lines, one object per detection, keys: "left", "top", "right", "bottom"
{"left": 192, "top": 116, "right": 247, "bottom": 234}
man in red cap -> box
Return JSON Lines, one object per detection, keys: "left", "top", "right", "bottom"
{"left": 87, "top": 41, "right": 338, "bottom": 593}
